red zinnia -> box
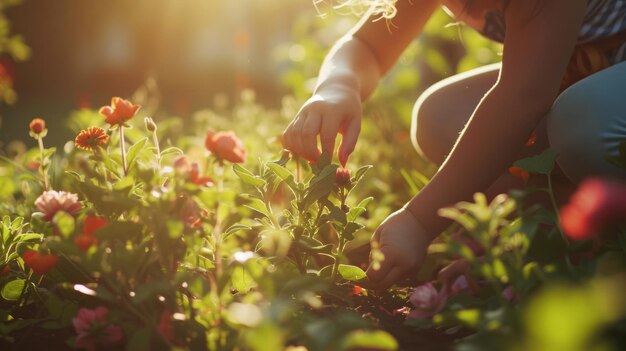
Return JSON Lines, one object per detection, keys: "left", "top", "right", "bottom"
{"left": 99, "top": 97, "right": 140, "bottom": 126}
{"left": 560, "top": 178, "right": 626, "bottom": 240}
{"left": 75, "top": 127, "right": 109, "bottom": 151}
{"left": 22, "top": 250, "right": 58, "bottom": 275}
{"left": 204, "top": 130, "right": 247, "bottom": 164}
{"left": 29, "top": 118, "right": 46, "bottom": 135}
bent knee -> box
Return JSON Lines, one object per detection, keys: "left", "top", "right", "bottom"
{"left": 548, "top": 84, "right": 626, "bottom": 183}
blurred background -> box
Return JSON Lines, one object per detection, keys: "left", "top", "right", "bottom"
{"left": 0, "top": 0, "right": 501, "bottom": 150}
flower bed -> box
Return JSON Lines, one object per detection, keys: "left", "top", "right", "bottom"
{"left": 1, "top": 94, "right": 626, "bottom": 351}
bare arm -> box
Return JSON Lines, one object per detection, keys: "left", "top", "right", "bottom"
{"left": 282, "top": 0, "right": 439, "bottom": 164}
{"left": 405, "top": 0, "right": 587, "bottom": 236}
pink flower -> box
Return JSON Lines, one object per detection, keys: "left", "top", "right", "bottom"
{"left": 72, "top": 307, "right": 123, "bottom": 351}
{"left": 205, "top": 130, "right": 247, "bottom": 164}
{"left": 560, "top": 178, "right": 626, "bottom": 240}
{"left": 35, "top": 190, "right": 82, "bottom": 222}
{"left": 407, "top": 283, "right": 448, "bottom": 320}
{"left": 502, "top": 285, "right": 516, "bottom": 302}
{"left": 450, "top": 275, "right": 469, "bottom": 295}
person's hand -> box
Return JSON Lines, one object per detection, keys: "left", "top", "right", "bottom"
{"left": 366, "top": 208, "right": 433, "bottom": 290}
{"left": 281, "top": 85, "right": 361, "bottom": 166}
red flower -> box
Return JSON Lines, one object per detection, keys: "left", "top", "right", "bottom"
{"left": 75, "top": 235, "right": 97, "bottom": 252}
{"left": 72, "top": 307, "right": 124, "bottom": 351}
{"left": 98, "top": 97, "right": 140, "bottom": 126}
{"left": 22, "top": 250, "right": 58, "bottom": 275}
{"left": 83, "top": 216, "right": 108, "bottom": 236}
{"left": 173, "top": 155, "right": 214, "bottom": 186}
{"left": 348, "top": 284, "right": 363, "bottom": 296}
{"left": 560, "top": 178, "right": 626, "bottom": 240}
{"left": 407, "top": 282, "right": 448, "bottom": 320}
{"left": 205, "top": 130, "right": 247, "bottom": 164}
{"left": 29, "top": 118, "right": 46, "bottom": 135}
{"left": 35, "top": 190, "right": 82, "bottom": 222}
{"left": 508, "top": 166, "right": 530, "bottom": 183}
{"left": 335, "top": 168, "right": 351, "bottom": 187}
{"left": 158, "top": 310, "right": 177, "bottom": 345}
{"left": 75, "top": 127, "right": 109, "bottom": 151}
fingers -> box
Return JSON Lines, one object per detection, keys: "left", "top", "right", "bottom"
{"left": 283, "top": 111, "right": 344, "bottom": 163}
{"left": 366, "top": 266, "right": 405, "bottom": 291}
{"left": 301, "top": 113, "right": 322, "bottom": 161}
{"left": 338, "top": 116, "right": 360, "bottom": 167}
{"left": 320, "top": 118, "right": 341, "bottom": 159}
{"left": 437, "top": 259, "right": 469, "bottom": 288}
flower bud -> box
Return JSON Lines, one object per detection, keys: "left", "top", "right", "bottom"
{"left": 144, "top": 117, "right": 157, "bottom": 132}
{"left": 335, "top": 168, "right": 351, "bottom": 187}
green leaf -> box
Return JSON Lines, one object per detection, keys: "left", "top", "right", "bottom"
{"left": 352, "top": 165, "right": 373, "bottom": 185}
{"left": 167, "top": 220, "right": 184, "bottom": 239}
{"left": 1, "top": 279, "right": 25, "bottom": 301}
{"left": 53, "top": 211, "right": 75, "bottom": 238}
{"left": 514, "top": 148, "right": 558, "bottom": 175}
{"left": 231, "top": 265, "right": 257, "bottom": 292}
{"left": 242, "top": 195, "right": 273, "bottom": 219}
{"left": 339, "top": 330, "right": 398, "bottom": 351}
{"left": 42, "top": 147, "right": 56, "bottom": 159}
{"left": 126, "top": 137, "right": 148, "bottom": 170}
{"left": 327, "top": 205, "right": 347, "bottom": 225}
{"left": 338, "top": 264, "right": 367, "bottom": 281}
{"left": 159, "top": 146, "right": 183, "bottom": 157}
{"left": 303, "top": 164, "right": 338, "bottom": 208}
{"left": 225, "top": 224, "right": 252, "bottom": 235}
{"left": 233, "top": 164, "right": 266, "bottom": 188}
{"left": 266, "top": 162, "right": 294, "bottom": 182}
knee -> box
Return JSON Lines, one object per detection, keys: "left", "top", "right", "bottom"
{"left": 547, "top": 84, "right": 626, "bottom": 183}
{"left": 411, "top": 88, "right": 449, "bottom": 165}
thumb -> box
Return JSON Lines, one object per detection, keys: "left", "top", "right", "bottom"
{"left": 338, "top": 117, "right": 360, "bottom": 167}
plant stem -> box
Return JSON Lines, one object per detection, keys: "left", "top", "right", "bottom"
{"left": 546, "top": 172, "right": 568, "bottom": 247}
{"left": 330, "top": 238, "right": 346, "bottom": 282}
{"left": 152, "top": 129, "right": 161, "bottom": 168}
{"left": 119, "top": 126, "right": 128, "bottom": 176}
{"left": 37, "top": 137, "right": 49, "bottom": 190}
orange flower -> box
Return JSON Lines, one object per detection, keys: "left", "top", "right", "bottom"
{"left": 205, "top": 130, "right": 247, "bottom": 164}
{"left": 508, "top": 166, "right": 530, "bottom": 183}
{"left": 29, "top": 118, "right": 46, "bottom": 135}
{"left": 99, "top": 97, "right": 140, "bottom": 126}
{"left": 75, "top": 127, "right": 109, "bottom": 151}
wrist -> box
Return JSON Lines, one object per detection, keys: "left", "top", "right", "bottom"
{"left": 400, "top": 206, "right": 437, "bottom": 243}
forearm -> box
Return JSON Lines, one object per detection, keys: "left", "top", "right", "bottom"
{"left": 314, "top": 35, "right": 383, "bottom": 101}
{"left": 405, "top": 84, "right": 550, "bottom": 237}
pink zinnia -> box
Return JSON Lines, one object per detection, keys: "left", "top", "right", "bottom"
{"left": 72, "top": 307, "right": 123, "bottom": 351}
{"left": 407, "top": 282, "right": 448, "bottom": 320}
{"left": 35, "top": 190, "right": 82, "bottom": 222}
{"left": 560, "top": 178, "right": 626, "bottom": 240}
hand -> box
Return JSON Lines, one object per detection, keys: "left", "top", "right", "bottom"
{"left": 366, "top": 208, "right": 433, "bottom": 290}
{"left": 281, "top": 85, "right": 361, "bottom": 166}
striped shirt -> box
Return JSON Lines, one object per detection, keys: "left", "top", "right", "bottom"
{"left": 442, "top": 0, "right": 626, "bottom": 64}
